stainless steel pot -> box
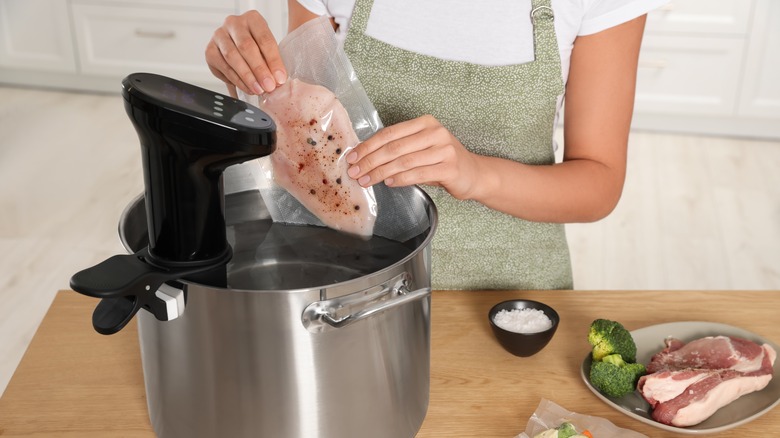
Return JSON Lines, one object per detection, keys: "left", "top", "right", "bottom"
{"left": 119, "top": 177, "right": 437, "bottom": 438}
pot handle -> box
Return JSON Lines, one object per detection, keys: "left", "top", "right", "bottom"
{"left": 301, "top": 275, "right": 430, "bottom": 333}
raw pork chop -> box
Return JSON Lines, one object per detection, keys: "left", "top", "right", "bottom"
{"left": 646, "top": 336, "right": 772, "bottom": 373}
{"left": 638, "top": 336, "right": 776, "bottom": 427}
{"left": 260, "top": 78, "right": 376, "bottom": 237}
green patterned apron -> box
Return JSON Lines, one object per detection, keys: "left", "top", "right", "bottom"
{"left": 344, "top": 0, "right": 573, "bottom": 290}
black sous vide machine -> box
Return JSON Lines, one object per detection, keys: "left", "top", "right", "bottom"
{"left": 70, "top": 72, "right": 276, "bottom": 334}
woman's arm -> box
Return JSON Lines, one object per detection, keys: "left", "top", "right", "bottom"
{"left": 346, "top": 15, "right": 647, "bottom": 223}
{"left": 287, "top": 0, "right": 322, "bottom": 32}
{"left": 475, "top": 14, "right": 647, "bottom": 222}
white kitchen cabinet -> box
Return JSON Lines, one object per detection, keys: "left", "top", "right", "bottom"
{"left": 738, "top": 0, "right": 780, "bottom": 119}
{"left": 635, "top": 35, "right": 744, "bottom": 116}
{"left": 632, "top": 0, "right": 780, "bottom": 139}
{"left": 645, "top": 0, "right": 752, "bottom": 35}
{"left": 71, "top": 4, "right": 232, "bottom": 86}
{"left": 0, "top": 0, "right": 286, "bottom": 93}
{"left": 94, "top": 0, "right": 235, "bottom": 9}
{"left": 0, "top": 0, "right": 77, "bottom": 73}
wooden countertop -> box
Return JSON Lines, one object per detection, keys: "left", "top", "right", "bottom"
{"left": 1, "top": 290, "right": 778, "bottom": 437}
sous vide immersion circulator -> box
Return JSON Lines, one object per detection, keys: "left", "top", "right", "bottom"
{"left": 69, "top": 72, "right": 276, "bottom": 335}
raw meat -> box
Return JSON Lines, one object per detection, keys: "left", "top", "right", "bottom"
{"left": 646, "top": 336, "right": 771, "bottom": 374}
{"left": 260, "top": 78, "right": 376, "bottom": 237}
{"left": 640, "top": 369, "right": 773, "bottom": 426}
{"left": 639, "top": 368, "right": 717, "bottom": 407}
{"left": 638, "top": 336, "right": 776, "bottom": 427}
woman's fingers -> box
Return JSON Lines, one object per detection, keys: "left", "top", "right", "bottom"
{"left": 206, "top": 38, "right": 253, "bottom": 95}
{"left": 226, "top": 83, "right": 238, "bottom": 99}
{"left": 248, "top": 19, "right": 287, "bottom": 87}
{"left": 205, "top": 11, "right": 286, "bottom": 94}
{"left": 350, "top": 136, "right": 462, "bottom": 189}
{"left": 224, "top": 15, "right": 268, "bottom": 93}
{"left": 349, "top": 116, "right": 433, "bottom": 163}
{"left": 372, "top": 147, "right": 450, "bottom": 187}
{"left": 347, "top": 136, "right": 433, "bottom": 185}
{"left": 346, "top": 115, "right": 478, "bottom": 199}
{"left": 347, "top": 116, "right": 447, "bottom": 184}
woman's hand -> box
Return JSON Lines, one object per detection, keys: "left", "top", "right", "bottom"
{"left": 346, "top": 115, "right": 484, "bottom": 200}
{"left": 205, "top": 10, "right": 287, "bottom": 97}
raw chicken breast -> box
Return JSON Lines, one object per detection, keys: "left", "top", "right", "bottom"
{"left": 260, "top": 79, "right": 376, "bottom": 237}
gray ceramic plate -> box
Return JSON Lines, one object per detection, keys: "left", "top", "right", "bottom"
{"left": 580, "top": 321, "right": 780, "bottom": 435}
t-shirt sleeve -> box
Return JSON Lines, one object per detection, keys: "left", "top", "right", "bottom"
{"left": 578, "top": 0, "right": 670, "bottom": 36}
{"left": 295, "top": 0, "right": 328, "bottom": 16}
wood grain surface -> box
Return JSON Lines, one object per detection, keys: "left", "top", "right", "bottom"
{"left": 0, "top": 290, "right": 778, "bottom": 437}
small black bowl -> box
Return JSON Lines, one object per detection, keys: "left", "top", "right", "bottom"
{"left": 488, "top": 299, "right": 560, "bottom": 357}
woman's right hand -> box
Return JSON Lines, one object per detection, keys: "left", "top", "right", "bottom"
{"left": 205, "top": 10, "right": 287, "bottom": 97}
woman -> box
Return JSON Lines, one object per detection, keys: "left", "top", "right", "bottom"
{"left": 205, "top": 0, "right": 665, "bottom": 290}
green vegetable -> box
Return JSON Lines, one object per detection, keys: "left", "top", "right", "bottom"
{"left": 589, "top": 353, "right": 647, "bottom": 398}
{"left": 556, "top": 422, "right": 578, "bottom": 438}
{"left": 586, "top": 319, "right": 645, "bottom": 398}
{"left": 587, "top": 319, "right": 637, "bottom": 363}
{"left": 532, "top": 422, "right": 582, "bottom": 438}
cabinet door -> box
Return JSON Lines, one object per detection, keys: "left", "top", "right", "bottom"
{"left": 635, "top": 35, "right": 744, "bottom": 116}
{"left": 738, "top": 0, "right": 780, "bottom": 119}
{"left": 646, "top": 0, "right": 753, "bottom": 36}
{"left": 0, "top": 0, "right": 77, "bottom": 72}
{"left": 71, "top": 4, "right": 231, "bottom": 85}
{"left": 94, "top": 0, "right": 235, "bottom": 9}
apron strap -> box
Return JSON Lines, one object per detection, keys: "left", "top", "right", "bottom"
{"left": 348, "top": 0, "right": 374, "bottom": 36}
{"left": 531, "top": 0, "right": 558, "bottom": 64}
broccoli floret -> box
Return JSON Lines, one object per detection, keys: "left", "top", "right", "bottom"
{"left": 556, "top": 422, "right": 578, "bottom": 438}
{"left": 589, "top": 353, "right": 646, "bottom": 398}
{"left": 532, "top": 423, "right": 579, "bottom": 438}
{"left": 588, "top": 319, "right": 637, "bottom": 362}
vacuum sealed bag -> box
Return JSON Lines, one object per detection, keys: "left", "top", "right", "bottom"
{"left": 253, "top": 77, "right": 377, "bottom": 237}
{"left": 240, "top": 16, "right": 429, "bottom": 242}
{"left": 516, "top": 399, "right": 648, "bottom": 438}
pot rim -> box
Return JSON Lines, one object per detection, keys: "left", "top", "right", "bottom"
{"left": 118, "top": 187, "right": 438, "bottom": 294}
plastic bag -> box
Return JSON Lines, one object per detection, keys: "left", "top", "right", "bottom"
{"left": 238, "top": 16, "right": 378, "bottom": 237}
{"left": 239, "top": 16, "right": 429, "bottom": 242}
{"left": 515, "top": 399, "right": 648, "bottom": 438}
{"left": 252, "top": 77, "right": 379, "bottom": 237}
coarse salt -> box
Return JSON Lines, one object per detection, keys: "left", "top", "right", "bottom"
{"left": 493, "top": 308, "right": 552, "bottom": 333}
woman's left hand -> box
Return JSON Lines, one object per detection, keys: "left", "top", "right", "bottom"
{"left": 346, "top": 114, "right": 482, "bottom": 200}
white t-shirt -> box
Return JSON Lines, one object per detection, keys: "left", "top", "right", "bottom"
{"left": 296, "top": 0, "right": 668, "bottom": 85}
